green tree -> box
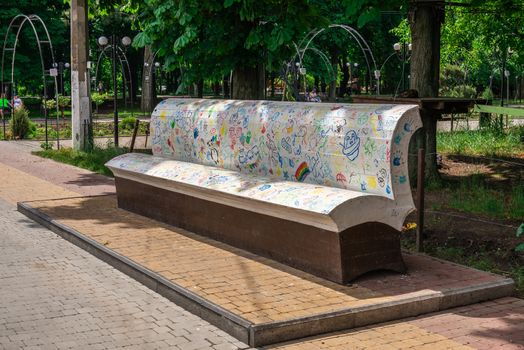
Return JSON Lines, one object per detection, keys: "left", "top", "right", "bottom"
{"left": 130, "top": 0, "right": 407, "bottom": 100}
{"left": 0, "top": 0, "right": 69, "bottom": 95}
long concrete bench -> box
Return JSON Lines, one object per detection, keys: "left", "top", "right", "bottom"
{"left": 106, "top": 98, "right": 422, "bottom": 283}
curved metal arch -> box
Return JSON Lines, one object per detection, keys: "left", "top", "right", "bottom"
{"left": 1, "top": 14, "right": 59, "bottom": 145}
{"left": 94, "top": 45, "right": 133, "bottom": 107}
{"left": 295, "top": 24, "right": 379, "bottom": 95}
{"left": 282, "top": 44, "right": 337, "bottom": 101}
{"left": 145, "top": 49, "right": 163, "bottom": 95}
{"left": 290, "top": 42, "right": 336, "bottom": 82}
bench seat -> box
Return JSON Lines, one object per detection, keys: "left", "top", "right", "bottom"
{"left": 108, "top": 152, "right": 413, "bottom": 233}
{"left": 107, "top": 99, "right": 422, "bottom": 283}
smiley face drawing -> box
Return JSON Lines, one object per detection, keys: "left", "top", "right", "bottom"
{"left": 340, "top": 130, "right": 360, "bottom": 161}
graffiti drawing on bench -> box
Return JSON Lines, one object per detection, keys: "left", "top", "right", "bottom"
{"left": 106, "top": 99, "right": 421, "bottom": 283}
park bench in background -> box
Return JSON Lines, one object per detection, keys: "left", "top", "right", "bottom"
{"left": 106, "top": 99, "right": 421, "bottom": 283}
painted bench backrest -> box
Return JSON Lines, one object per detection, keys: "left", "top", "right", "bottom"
{"left": 151, "top": 99, "right": 421, "bottom": 199}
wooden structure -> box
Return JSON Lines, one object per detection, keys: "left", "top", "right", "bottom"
{"left": 107, "top": 99, "right": 422, "bottom": 283}
{"left": 352, "top": 96, "right": 484, "bottom": 176}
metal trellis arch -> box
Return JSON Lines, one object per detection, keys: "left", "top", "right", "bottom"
{"left": 94, "top": 45, "right": 134, "bottom": 108}
{"left": 283, "top": 24, "right": 379, "bottom": 100}
{"left": 1, "top": 14, "right": 60, "bottom": 146}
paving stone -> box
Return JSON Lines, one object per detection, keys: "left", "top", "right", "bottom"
{"left": 1, "top": 141, "right": 524, "bottom": 350}
{"left": 0, "top": 197, "right": 249, "bottom": 350}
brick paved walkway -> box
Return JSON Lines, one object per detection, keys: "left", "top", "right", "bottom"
{"left": 0, "top": 198, "right": 249, "bottom": 350}
{"left": 0, "top": 141, "right": 114, "bottom": 198}
{"left": 1, "top": 140, "right": 524, "bottom": 349}
{"left": 271, "top": 298, "right": 524, "bottom": 349}
{"left": 26, "top": 194, "right": 511, "bottom": 326}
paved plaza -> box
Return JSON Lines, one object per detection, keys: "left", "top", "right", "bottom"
{"left": 0, "top": 141, "right": 524, "bottom": 349}
{"left": 0, "top": 198, "right": 249, "bottom": 350}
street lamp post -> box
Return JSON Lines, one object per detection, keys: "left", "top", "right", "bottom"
{"left": 393, "top": 42, "right": 412, "bottom": 92}
{"left": 353, "top": 62, "right": 359, "bottom": 94}
{"left": 97, "top": 34, "right": 131, "bottom": 147}
{"left": 154, "top": 61, "right": 161, "bottom": 95}
{"left": 144, "top": 59, "right": 163, "bottom": 114}
{"left": 52, "top": 62, "right": 70, "bottom": 95}
{"left": 504, "top": 69, "right": 510, "bottom": 105}
{"left": 500, "top": 47, "right": 513, "bottom": 107}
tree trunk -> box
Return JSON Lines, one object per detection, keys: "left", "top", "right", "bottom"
{"left": 197, "top": 79, "right": 204, "bottom": 98}
{"left": 328, "top": 57, "right": 338, "bottom": 101}
{"left": 270, "top": 73, "right": 275, "bottom": 98}
{"left": 339, "top": 60, "right": 349, "bottom": 98}
{"left": 223, "top": 75, "right": 230, "bottom": 99}
{"left": 321, "top": 79, "right": 326, "bottom": 94}
{"left": 409, "top": 3, "right": 441, "bottom": 97}
{"left": 232, "top": 64, "right": 265, "bottom": 100}
{"left": 141, "top": 45, "right": 155, "bottom": 114}
{"left": 409, "top": 0, "right": 444, "bottom": 181}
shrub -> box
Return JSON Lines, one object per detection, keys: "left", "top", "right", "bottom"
{"left": 91, "top": 92, "right": 111, "bottom": 114}
{"left": 446, "top": 85, "right": 477, "bottom": 98}
{"left": 9, "top": 107, "right": 34, "bottom": 139}
{"left": 40, "top": 141, "right": 54, "bottom": 150}
{"left": 91, "top": 92, "right": 110, "bottom": 106}
{"left": 481, "top": 87, "right": 494, "bottom": 101}
{"left": 119, "top": 116, "right": 137, "bottom": 131}
{"left": 42, "top": 99, "right": 56, "bottom": 110}
{"left": 57, "top": 95, "right": 71, "bottom": 108}
{"left": 517, "top": 224, "right": 524, "bottom": 252}
{"left": 22, "top": 96, "right": 41, "bottom": 106}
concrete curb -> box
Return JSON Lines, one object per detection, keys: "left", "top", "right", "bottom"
{"left": 18, "top": 201, "right": 516, "bottom": 347}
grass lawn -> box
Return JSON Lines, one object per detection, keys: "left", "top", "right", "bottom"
{"left": 427, "top": 175, "right": 524, "bottom": 221}
{"left": 33, "top": 147, "right": 128, "bottom": 176}
{"left": 437, "top": 126, "right": 524, "bottom": 158}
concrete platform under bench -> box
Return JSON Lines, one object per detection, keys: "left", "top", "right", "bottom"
{"left": 18, "top": 195, "right": 515, "bottom": 347}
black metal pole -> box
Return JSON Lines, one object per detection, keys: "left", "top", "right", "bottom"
{"left": 2, "top": 85, "right": 5, "bottom": 139}
{"left": 112, "top": 35, "right": 119, "bottom": 147}
{"left": 59, "top": 63, "right": 63, "bottom": 95}
{"left": 130, "top": 118, "right": 139, "bottom": 152}
{"left": 44, "top": 97, "right": 48, "bottom": 145}
{"left": 501, "top": 58, "right": 505, "bottom": 107}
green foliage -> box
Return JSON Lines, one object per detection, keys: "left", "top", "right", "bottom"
{"left": 481, "top": 87, "right": 494, "bottom": 101}
{"left": 0, "top": 1, "right": 69, "bottom": 95}
{"left": 22, "top": 97, "right": 41, "bottom": 106}
{"left": 431, "top": 174, "right": 524, "bottom": 221}
{"left": 437, "top": 127, "right": 524, "bottom": 158}
{"left": 40, "top": 142, "right": 54, "bottom": 150}
{"left": 517, "top": 224, "right": 524, "bottom": 252}
{"left": 42, "top": 99, "right": 56, "bottom": 110}
{"left": 119, "top": 116, "right": 137, "bottom": 130}
{"left": 439, "top": 0, "right": 524, "bottom": 93}
{"left": 444, "top": 85, "right": 477, "bottom": 98}
{"left": 92, "top": 121, "right": 148, "bottom": 137}
{"left": 34, "top": 146, "right": 129, "bottom": 177}
{"left": 57, "top": 95, "right": 71, "bottom": 108}
{"left": 91, "top": 92, "right": 110, "bottom": 106}
{"left": 9, "top": 107, "right": 35, "bottom": 139}
{"left": 130, "top": 0, "right": 403, "bottom": 94}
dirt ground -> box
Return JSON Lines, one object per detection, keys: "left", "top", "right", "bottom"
{"left": 404, "top": 155, "right": 524, "bottom": 274}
